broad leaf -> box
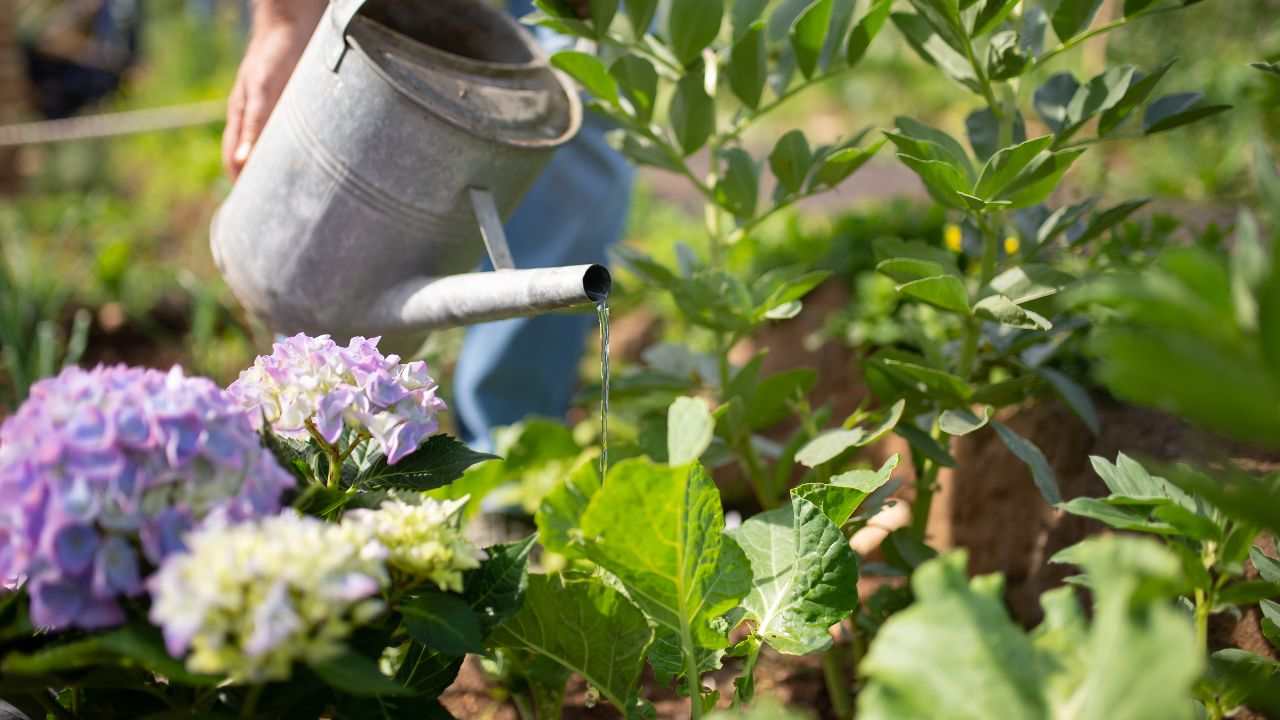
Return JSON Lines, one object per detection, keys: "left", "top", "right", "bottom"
{"left": 1252, "top": 547, "right": 1280, "bottom": 584}
{"left": 730, "top": 497, "right": 861, "bottom": 655}
{"left": 1051, "top": 0, "right": 1103, "bottom": 40}
{"left": 796, "top": 400, "right": 905, "bottom": 467}
{"left": 809, "top": 139, "right": 886, "bottom": 190}
{"left": 536, "top": 461, "right": 600, "bottom": 557}
{"left": 311, "top": 652, "right": 412, "bottom": 697}
{"left": 492, "top": 574, "right": 653, "bottom": 712}
{"left": 974, "top": 294, "right": 1051, "bottom": 330}
{"left": 1033, "top": 73, "right": 1080, "bottom": 134}
{"left": 770, "top": 130, "right": 814, "bottom": 195}
{"left": 939, "top": 406, "right": 992, "bottom": 436}
{"left": 611, "top": 55, "right": 659, "bottom": 124}
{"left": 716, "top": 148, "right": 760, "bottom": 218}
{"left": 357, "top": 435, "right": 497, "bottom": 492}
{"left": 669, "top": 0, "right": 725, "bottom": 64}
{"left": 669, "top": 396, "right": 715, "bottom": 465}
{"left": 897, "top": 275, "right": 971, "bottom": 314}
{"left": 992, "top": 421, "right": 1061, "bottom": 504}
{"left": 579, "top": 460, "right": 751, "bottom": 675}
{"left": 790, "top": 0, "right": 834, "bottom": 78}
{"left": 1143, "top": 92, "right": 1231, "bottom": 135}
{"left": 1098, "top": 60, "right": 1176, "bottom": 136}
{"left": 552, "top": 51, "right": 619, "bottom": 104}
{"left": 793, "top": 455, "right": 900, "bottom": 526}
{"left": 671, "top": 73, "right": 716, "bottom": 155}
{"left": 728, "top": 22, "right": 767, "bottom": 109}
{"left": 847, "top": 0, "right": 893, "bottom": 66}
{"left": 625, "top": 0, "right": 658, "bottom": 35}
{"left": 1038, "top": 367, "right": 1100, "bottom": 435}
{"left": 974, "top": 135, "right": 1054, "bottom": 200}
{"left": 400, "top": 591, "right": 485, "bottom": 656}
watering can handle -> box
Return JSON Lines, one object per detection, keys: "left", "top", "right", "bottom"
{"left": 326, "top": 0, "right": 369, "bottom": 70}
{"left": 470, "top": 188, "right": 517, "bottom": 271}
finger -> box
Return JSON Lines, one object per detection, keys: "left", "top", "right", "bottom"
{"left": 222, "top": 80, "right": 247, "bottom": 179}
{"left": 849, "top": 499, "right": 913, "bottom": 556}
{"left": 233, "top": 81, "right": 276, "bottom": 176}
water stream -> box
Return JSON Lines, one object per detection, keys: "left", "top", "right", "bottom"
{"left": 596, "top": 299, "right": 611, "bottom": 480}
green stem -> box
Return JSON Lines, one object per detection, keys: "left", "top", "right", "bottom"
{"left": 685, "top": 645, "right": 704, "bottom": 720}
{"left": 305, "top": 420, "right": 343, "bottom": 489}
{"left": 821, "top": 646, "right": 853, "bottom": 720}
{"left": 910, "top": 420, "right": 943, "bottom": 537}
{"left": 723, "top": 67, "right": 855, "bottom": 143}
{"left": 1027, "top": 6, "right": 1180, "bottom": 73}
{"left": 240, "top": 685, "right": 263, "bottom": 720}
{"left": 732, "top": 639, "right": 764, "bottom": 709}
{"left": 1193, "top": 588, "right": 1211, "bottom": 657}
{"left": 512, "top": 692, "right": 536, "bottom": 720}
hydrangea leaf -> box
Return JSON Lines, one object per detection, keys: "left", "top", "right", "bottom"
{"left": 357, "top": 435, "right": 498, "bottom": 492}
{"left": 400, "top": 591, "right": 485, "bottom": 656}
{"left": 729, "top": 496, "right": 860, "bottom": 655}
{"left": 579, "top": 460, "right": 751, "bottom": 676}
{"left": 669, "top": 396, "right": 715, "bottom": 466}
{"left": 492, "top": 574, "right": 653, "bottom": 714}
{"left": 535, "top": 461, "right": 601, "bottom": 558}
{"left": 310, "top": 652, "right": 413, "bottom": 697}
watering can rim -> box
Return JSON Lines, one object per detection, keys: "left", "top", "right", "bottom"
{"left": 334, "top": 0, "right": 583, "bottom": 150}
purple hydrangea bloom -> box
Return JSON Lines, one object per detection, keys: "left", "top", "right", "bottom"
{"left": 229, "top": 334, "right": 448, "bottom": 464}
{"left": 0, "top": 365, "right": 295, "bottom": 630}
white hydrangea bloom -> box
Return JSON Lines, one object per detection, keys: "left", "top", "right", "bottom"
{"left": 148, "top": 512, "right": 389, "bottom": 683}
{"left": 343, "top": 496, "right": 484, "bottom": 592}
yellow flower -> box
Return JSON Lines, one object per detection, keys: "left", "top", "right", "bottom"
{"left": 1004, "top": 235, "right": 1021, "bottom": 255}
{"left": 944, "top": 223, "right": 963, "bottom": 253}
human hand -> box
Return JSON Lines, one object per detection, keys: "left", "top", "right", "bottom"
{"left": 222, "top": 0, "right": 326, "bottom": 180}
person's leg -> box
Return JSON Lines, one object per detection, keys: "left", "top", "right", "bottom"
{"left": 451, "top": 114, "right": 633, "bottom": 451}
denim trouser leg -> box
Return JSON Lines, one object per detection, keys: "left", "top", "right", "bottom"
{"left": 451, "top": 116, "right": 633, "bottom": 451}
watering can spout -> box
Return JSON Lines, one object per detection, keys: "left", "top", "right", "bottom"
{"left": 373, "top": 264, "right": 610, "bottom": 331}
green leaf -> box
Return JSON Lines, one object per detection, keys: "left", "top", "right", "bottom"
{"left": 1164, "top": 466, "right": 1280, "bottom": 534}
{"left": 973, "top": 294, "right": 1052, "bottom": 330}
{"left": 1059, "top": 65, "right": 1138, "bottom": 141}
{"left": 790, "top": 0, "right": 834, "bottom": 78}
{"left": 1037, "top": 367, "right": 1100, "bottom": 435}
{"left": 715, "top": 148, "right": 759, "bottom": 218}
{"left": 897, "top": 155, "right": 969, "bottom": 209}
{"left": 793, "top": 454, "right": 900, "bottom": 526}
{"left": 904, "top": 0, "right": 968, "bottom": 52}
{"left": 551, "top": 51, "right": 619, "bottom": 104}
{"left": 973, "top": 135, "right": 1054, "bottom": 200}
{"left": 1000, "top": 148, "right": 1085, "bottom": 209}
{"left": 809, "top": 138, "right": 885, "bottom": 191}
{"left": 985, "top": 29, "right": 1027, "bottom": 80}
{"left": 769, "top": 130, "right": 814, "bottom": 195}
{"left": 669, "top": 0, "right": 725, "bottom": 64}
{"left": 311, "top": 652, "right": 412, "bottom": 696}
{"left": 795, "top": 400, "right": 905, "bottom": 467}
{"left": 1059, "top": 497, "right": 1178, "bottom": 534}
{"left": 357, "top": 435, "right": 497, "bottom": 492}
{"left": 741, "top": 368, "right": 818, "bottom": 429}
{"left": 985, "top": 264, "right": 1074, "bottom": 304}
{"left": 858, "top": 552, "right": 1048, "bottom": 719}
{"left": 897, "top": 275, "right": 971, "bottom": 314}
{"left": 1033, "top": 73, "right": 1080, "bottom": 134}
{"left": 890, "top": 117, "right": 975, "bottom": 178}
{"left": 939, "top": 406, "right": 992, "bottom": 436}
{"left": 611, "top": 55, "right": 659, "bottom": 124}
{"left": 1051, "top": 0, "right": 1103, "bottom": 40}
{"left": 877, "top": 257, "right": 950, "bottom": 283}
{"left": 0, "top": 624, "right": 217, "bottom": 685}
{"left": 896, "top": 422, "right": 958, "bottom": 467}
{"left": 401, "top": 591, "right": 485, "bottom": 656}
{"left": 536, "top": 461, "right": 600, "bottom": 557}
{"left": 493, "top": 574, "right": 654, "bottom": 712}
{"left": 966, "top": 107, "right": 1026, "bottom": 162}
{"left": 465, "top": 536, "right": 536, "bottom": 634}
{"left": 731, "top": 0, "right": 770, "bottom": 38}
{"left": 1251, "top": 547, "right": 1280, "bottom": 584}
{"left": 1098, "top": 59, "right": 1176, "bottom": 136}
{"left": 587, "top": 0, "right": 618, "bottom": 38}
{"left": 1072, "top": 199, "right": 1150, "bottom": 245}
{"left": 1143, "top": 92, "right": 1231, "bottom": 135}
{"left": 670, "top": 72, "right": 716, "bottom": 156}
{"left": 579, "top": 460, "right": 751, "bottom": 675}
{"left": 730, "top": 496, "right": 861, "bottom": 655}
{"left": 847, "top": 0, "right": 893, "bottom": 66}
{"left": 625, "top": 0, "right": 658, "bottom": 35}
{"left": 1254, "top": 61, "right": 1280, "bottom": 77}
{"left": 970, "top": 0, "right": 1019, "bottom": 36}
{"left": 728, "top": 21, "right": 767, "bottom": 109}
{"left": 1216, "top": 580, "right": 1280, "bottom": 608}
{"left": 669, "top": 396, "right": 716, "bottom": 465}
{"left": 890, "top": 12, "right": 981, "bottom": 92}
{"left": 869, "top": 352, "right": 974, "bottom": 405}
{"left": 992, "top": 421, "right": 1061, "bottom": 504}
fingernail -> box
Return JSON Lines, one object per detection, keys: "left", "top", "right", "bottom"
{"left": 234, "top": 142, "right": 252, "bottom": 163}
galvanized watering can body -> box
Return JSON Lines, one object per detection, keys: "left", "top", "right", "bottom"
{"left": 211, "top": 0, "right": 608, "bottom": 340}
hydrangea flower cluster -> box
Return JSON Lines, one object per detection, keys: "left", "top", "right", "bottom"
{"left": 343, "top": 496, "right": 484, "bottom": 592}
{"left": 229, "top": 334, "right": 448, "bottom": 464}
{"left": 0, "top": 366, "right": 294, "bottom": 630}
{"left": 148, "top": 512, "right": 388, "bottom": 682}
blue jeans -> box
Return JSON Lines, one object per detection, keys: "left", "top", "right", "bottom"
{"left": 451, "top": 113, "right": 633, "bottom": 451}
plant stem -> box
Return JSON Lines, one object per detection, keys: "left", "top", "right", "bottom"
{"left": 240, "top": 686, "right": 263, "bottom": 720}
{"left": 821, "top": 645, "right": 853, "bottom": 720}
{"left": 511, "top": 692, "right": 536, "bottom": 720}
{"left": 911, "top": 420, "right": 943, "bottom": 537}
{"left": 1027, "top": 6, "right": 1180, "bottom": 73}
{"left": 1193, "top": 588, "right": 1211, "bottom": 656}
{"left": 732, "top": 639, "right": 764, "bottom": 709}
{"left": 305, "top": 419, "right": 343, "bottom": 489}
{"left": 685, "top": 650, "right": 704, "bottom": 720}
{"left": 723, "top": 67, "right": 855, "bottom": 143}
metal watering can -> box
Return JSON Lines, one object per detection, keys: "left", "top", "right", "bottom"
{"left": 210, "top": 0, "right": 610, "bottom": 341}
